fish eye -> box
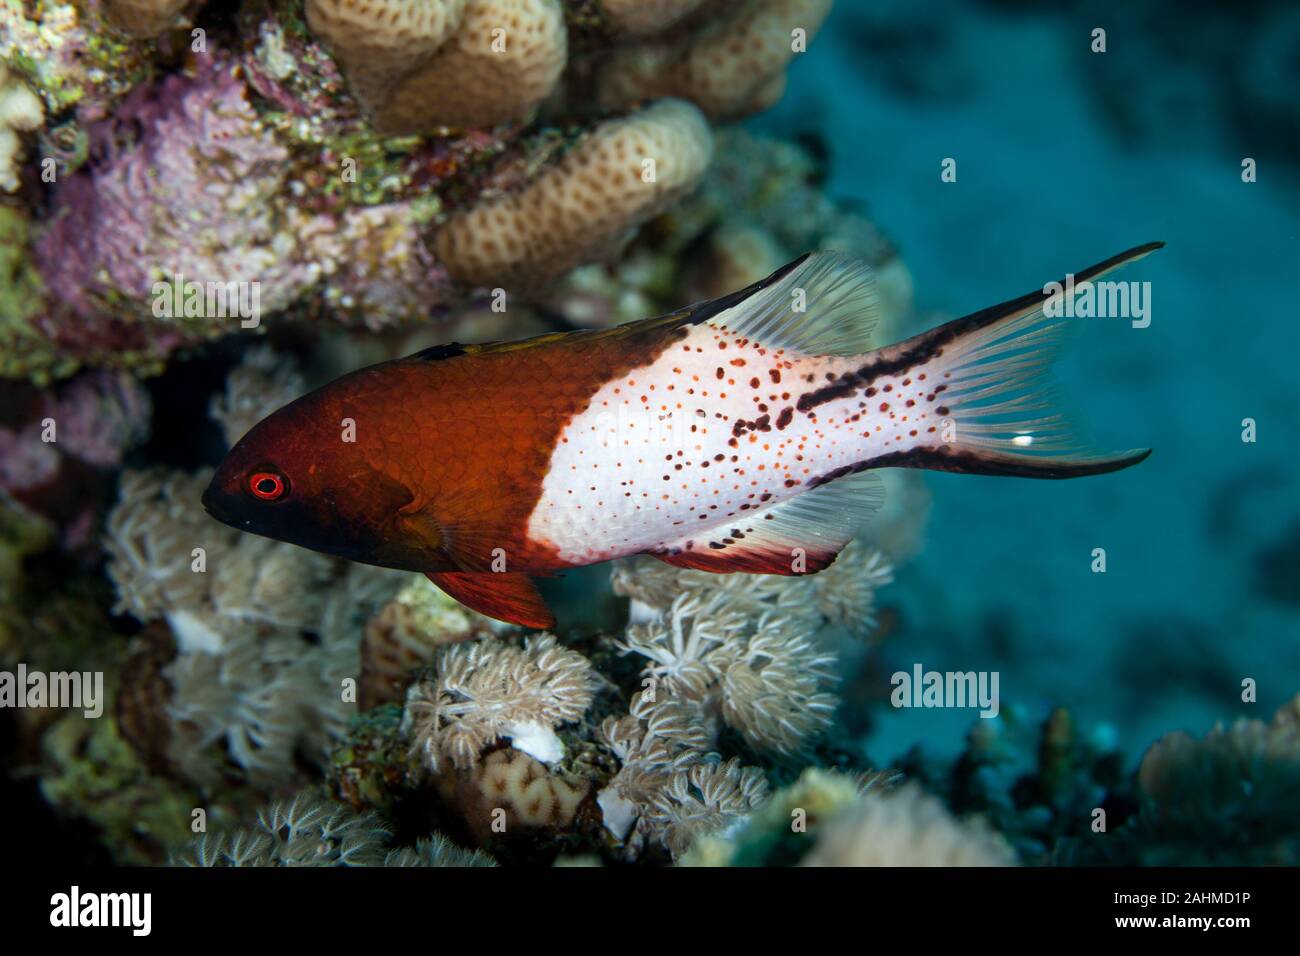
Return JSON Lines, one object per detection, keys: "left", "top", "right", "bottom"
{"left": 248, "top": 470, "right": 287, "bottom": 501}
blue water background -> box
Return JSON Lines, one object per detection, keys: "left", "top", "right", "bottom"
{"left": 752, "top": 1, "right": 1300, "bottom": 759}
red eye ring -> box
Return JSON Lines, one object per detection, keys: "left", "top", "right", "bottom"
{"left": 248, "top": 471, "right": 286, "bottom": 501}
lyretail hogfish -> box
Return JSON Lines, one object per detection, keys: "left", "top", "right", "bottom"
{"left": 203, "top": 245, "right": 1158, "bottom": 627}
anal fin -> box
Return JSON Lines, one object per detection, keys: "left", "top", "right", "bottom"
{"left": 650, "top": 471, "right": 884, "bottom": 576}
{"left": 425, "top": 571, "right": 556, "bottom": 629}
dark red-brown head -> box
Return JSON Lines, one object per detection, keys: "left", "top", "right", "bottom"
{"left": 201, "top": 376, "right": 421, "bottom": 567}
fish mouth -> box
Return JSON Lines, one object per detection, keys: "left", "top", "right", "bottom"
{"left": 200, "top": 478, "right": 236, "bottom": 526}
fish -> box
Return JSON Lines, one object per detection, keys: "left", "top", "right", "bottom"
{"left": 202, "top": 243, "right": 1159, "bottom": 628}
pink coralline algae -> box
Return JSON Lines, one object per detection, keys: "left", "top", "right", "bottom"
{"left": 33, "top": 58, "right": 328, "bottom": 366}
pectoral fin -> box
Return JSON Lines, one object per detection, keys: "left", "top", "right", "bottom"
{"left": 425, "top": 571, "right": 556, "bottom": 629}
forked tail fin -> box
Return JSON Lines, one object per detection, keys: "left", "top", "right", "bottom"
{"left": 871, "top": 242, "right": 1159, "bottom": 479}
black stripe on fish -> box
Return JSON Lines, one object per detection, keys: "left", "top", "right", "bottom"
{"left": 795, "top": 242, "right": 1165, "bottom": 415}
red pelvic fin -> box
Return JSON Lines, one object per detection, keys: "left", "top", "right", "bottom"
{"left": 425, "top": 571, "right": 556, "bottom": 629}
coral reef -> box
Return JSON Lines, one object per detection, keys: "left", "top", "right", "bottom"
{"left": 3, "top": 0, "right": 862, "bottom": 380}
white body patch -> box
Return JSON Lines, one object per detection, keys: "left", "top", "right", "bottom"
{"left": 525, "top": 323, "right": 948, "bottom": 564}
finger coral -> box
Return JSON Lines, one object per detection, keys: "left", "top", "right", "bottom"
{"left": 304, "top": 0, "right": 467, "bottom": 111}
{"left": 433, "top": 97, "right": 713, "bottom": 289}
{"left": 402, "top": 633, "right": 598, "bottom": 770}
{"left": 377, "top": 0, "right": 568, "bottom": 133}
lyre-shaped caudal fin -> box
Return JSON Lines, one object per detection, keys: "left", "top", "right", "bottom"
{"left": 863, "top": 242, "right": 1160, "bottom": 478}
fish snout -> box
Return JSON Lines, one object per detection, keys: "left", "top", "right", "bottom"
{"left": 201, "top": 474, "right": 234, "bottom": 525}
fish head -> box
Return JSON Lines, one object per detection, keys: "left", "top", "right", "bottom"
{"left": 202, "top": 382, "right": 417, "bottom": 565}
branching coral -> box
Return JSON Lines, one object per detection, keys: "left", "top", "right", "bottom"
{"left": 304, "top": 0, "right": 467, "bottom": 111}
{"left": 307, "top": 0, "right": 567, "bottom": 132}
{"left": 434, "top": 97, "right": 712, "bottom": 289}
{"left": 402, "top": 633, "right": 598, "bottom": 771}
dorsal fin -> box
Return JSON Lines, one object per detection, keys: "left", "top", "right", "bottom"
{"left": 649, "top": 471, "right": 884, "bottom": 575}
{"left": 691, "top": 251, "right": 881, "bottom": 357}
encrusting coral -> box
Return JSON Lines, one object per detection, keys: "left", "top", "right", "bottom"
{"left": 3, "top": 0, "right": 861, "bottom": 380}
